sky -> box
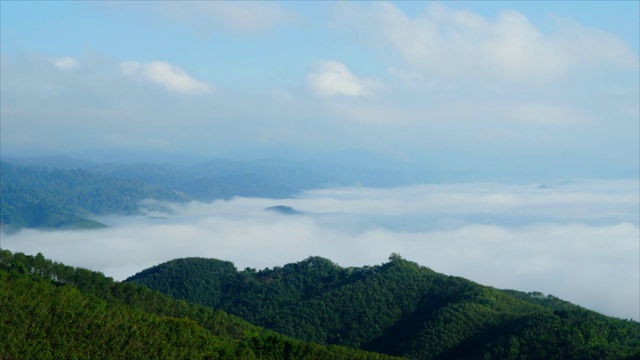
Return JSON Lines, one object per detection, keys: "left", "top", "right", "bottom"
{"left": 1, "top": 1, "right": 639, "bottom": 173}
{"left": 4, "top": 179, "right": 639, "bottom": 320}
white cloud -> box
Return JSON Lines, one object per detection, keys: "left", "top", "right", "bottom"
{"left": 3, "top": 180, "right": 638, "bottom": 320}
{"left": 1, "top": 48, "right": 636, "bottom": 167}
{"left": 306, "top": 60, "right": 382, "bottom": 97}
{"left": 299, "top": 180, "right": 639, "bottom": 224}
{"left": 332, "top": 2, "right": 639, "bottom": 83}
{"left": 549, "top": 14, "right": 639, "bottom": 69}
{"left": 0, "top": 53, "right": 223, "bottom": 153}
{"left": 50, "top": 57, "right": 79, "bottom": 69}
{"left": 119, "top": 61, "right": 211, "bottom": 94}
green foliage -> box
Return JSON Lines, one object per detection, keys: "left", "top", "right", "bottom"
{"left": 0, "top": 156, "right": 417, "bottom": 231}
{"left": 0, "top": 159, "right": 328, "bottom": 230}
{"left": 0, "top": 162, "right": 189, "bottom": 230}
{"left": 127, "top": 255, "right": 640, "bottom": 360}
{"left": 0, "top": 250, "right": 403, "bottom": 360}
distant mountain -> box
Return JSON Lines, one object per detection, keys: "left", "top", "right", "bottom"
{"left": 0, "top": 152, "right": 424, "bottom": 231}
{"left": 265, "top": 205, "right": 303, "bottom": 215}
{"left": 1, "top": 155, "right": 98, "bottom": 169}
{"left": 0, "top": 162, "right": 190, "bottom": 230}
{"left": 1, "top": 249, "right": 402, "bottom": 360}
{"left": 126, "top": 255, "right": 640, "bottom": 360}
{"left": 3, "top": 148, "right": 637, "bottom": 231}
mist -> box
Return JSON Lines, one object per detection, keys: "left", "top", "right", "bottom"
{"left": 3, "top": 179, "right": 638, "bottom": 321}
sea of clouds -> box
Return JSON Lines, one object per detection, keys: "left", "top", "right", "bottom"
{"left": 3, "top": 179, "right": 638, "bottom": 320}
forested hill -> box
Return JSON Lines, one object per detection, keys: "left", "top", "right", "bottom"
{"left": 126, "top": 255, "right": 640, "bottom": 360}
{"left": 0, "top": 155, "right": 415, "bottom": 230}
{"left": 0, "top": 249, "right": 403, "bottom": 360}
{"left": 0, "top": 162, "right": 190, "bottom": 230}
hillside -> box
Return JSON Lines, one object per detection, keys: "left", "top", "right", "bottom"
{"left": 0, "top": 162, "right": 190, "bottom": 230}
{"left": 0, "top": 249, "right": 402, "bottom": 360}
{"left": 0, "top": 152, "right": 422, "bottom": 231}
{"left": 126, "top": 254, "right": 640, "bottom": 360}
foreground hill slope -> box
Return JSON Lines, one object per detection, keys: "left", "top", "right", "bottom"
{"left": 0, "top": 250, "right": 402, "bottom": 360}
{"left": 126, "top": 255, "right": 640, "bottom": 360}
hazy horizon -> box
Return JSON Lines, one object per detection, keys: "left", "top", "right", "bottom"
{"left": 2, "top": 1, "right": 639, "bottom": 179}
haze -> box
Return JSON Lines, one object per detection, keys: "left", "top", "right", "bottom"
{"left": 1, "top": 1, "right": 638, "bottom": 175}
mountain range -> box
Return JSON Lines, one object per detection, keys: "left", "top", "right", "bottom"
{"left": 0, "top": 152, "right": 415, "bottom": 230}
{"left": 3, "top": 149, "right": 637, "bottom": 231}
{"left": 125, "top": 254, "right": 640, "bottom": 359}
{"left": 0, "top": 249, "right": 400, "bottom": 359}
{"left": 3, "top": 249, "right": 638, "bottom": 359}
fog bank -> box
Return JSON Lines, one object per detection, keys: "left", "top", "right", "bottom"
{"left": 3, "top": 180, "right": 638, "bottom": 320}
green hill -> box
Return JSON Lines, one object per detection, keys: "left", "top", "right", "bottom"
{"left": 0, "top": 162, "right": 190, "bottom": 230}
{"left": 0, "top": 249, "right": 402, "bottom": 360}
{"left": 126, "top": 254, "right": 640, "bottom": 360}
{"left": 0, "top": 154, "right": 425, "bottom": 231}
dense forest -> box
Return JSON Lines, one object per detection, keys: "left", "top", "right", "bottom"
{"left": 0, "top": 249, "right": 402, "bottom": 360}
{"left": 126, "top": 255, "right": 640, "bottom": 360}
{"left": 2, "top": 249, "right": 639, "bottom": 359}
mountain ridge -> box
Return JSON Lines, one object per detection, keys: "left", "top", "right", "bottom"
{"left": 0, "top": 249, "right": 404, "bottom": 360}
{"left": 125, "top": 254, "right": 640, "bottom": 359}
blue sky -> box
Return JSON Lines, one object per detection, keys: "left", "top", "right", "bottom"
{"left": 1, "top": 1, "right": 638, "bottom": 176}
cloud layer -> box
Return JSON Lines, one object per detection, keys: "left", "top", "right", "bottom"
{"left": 332, "top": 2, "right": 639, "bottom": 83}
{"left": 120, "top": 61, "right": 212, "bottom": 94}
{"left": 4, "top": 180, "right": 638, "bottom": 321}
{"left": 307, "top": 61, "right": 381, "bottom": 97}
{"left": 1, "top": 2, "right": 638, "bottom": 170}
{"left": 50, "top": 57, "right": 79, "bottom": 70}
